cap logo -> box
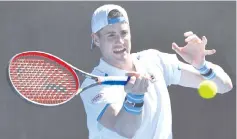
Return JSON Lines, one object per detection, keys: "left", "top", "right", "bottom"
{"left": 108, "top": 17, "right": 126, "bottom": 24}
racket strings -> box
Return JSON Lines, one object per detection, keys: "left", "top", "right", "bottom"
{"left": 10, "top": 56, "right": 78, "bottom": 105}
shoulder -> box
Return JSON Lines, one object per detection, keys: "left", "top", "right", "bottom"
{"left": 132, "top": 49, "right": 176, "bottom": 65}
{"left": 133, "top": 49, "right": 159, "bottom": 57}
{"left": 133, "top": 49, "right": 174, "bottom": 59}
{"left": 137, "top": 49, "right": 178, "bottom": 63}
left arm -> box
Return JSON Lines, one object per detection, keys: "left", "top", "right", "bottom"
{"left": 172, "top": 31, "right": 233, "bottom": 94}
{"left": 178, "top": 61, "right": 233, "bottom": 93}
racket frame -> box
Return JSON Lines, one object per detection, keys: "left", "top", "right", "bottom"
{"left": 8, "top": 51, "right": 129, "bottom": 106}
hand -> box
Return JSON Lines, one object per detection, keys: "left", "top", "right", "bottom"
{"left": 124, "top": 72, "right": 150, "bottom": 95}
{"left": 172, "top": 31, "right": 216, "bottom": 69}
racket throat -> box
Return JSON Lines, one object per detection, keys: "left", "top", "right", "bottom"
{"left": 81, "top": 73, "right": 99, "bottom": 81}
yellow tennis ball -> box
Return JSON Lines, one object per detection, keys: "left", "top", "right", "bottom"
{"left": 198, "top": 80, "right": 217, "bottom": 99}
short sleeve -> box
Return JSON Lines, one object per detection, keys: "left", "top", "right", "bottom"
{"left": 80, "top": 71, "right": 125, "bottom": 122}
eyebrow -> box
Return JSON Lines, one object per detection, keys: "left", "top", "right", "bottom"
{"left": 104, "top": 31, "right": 116, "bottom": 35}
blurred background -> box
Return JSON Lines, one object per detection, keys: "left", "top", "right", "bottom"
{"left": 0, "top": 1, "right": 235, "bottom": 139}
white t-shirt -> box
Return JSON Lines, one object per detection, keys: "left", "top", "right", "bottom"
{"left": 80, "top": 49, "right": 181, "bottom": 139}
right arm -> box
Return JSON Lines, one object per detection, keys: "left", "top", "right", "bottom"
{"left": 98, "top": 73, "right": 149, "bottom": 138}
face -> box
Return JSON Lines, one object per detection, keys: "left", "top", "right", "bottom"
{"left": 93, "top": 22, "right": 131, "bottom": 67}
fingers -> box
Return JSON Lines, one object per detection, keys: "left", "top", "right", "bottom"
{"left": 182, "top": 32, "right": 214, "bottom": 56}
{"left": 184, "top": 31, "right": 207, "bottom": 44}
{"left": 172, "top": 42, "right": 183, "bottom": 56}
{"left": 125, "top": 72, "right": 140, "bottom": 78}
{"left": 133, "top": 75, "right": 149, "bottom": 93}
{"left": 184, "top": 31, "right": 194, "bottom": 37}
{"left": 185, "top": 34, "right": 202, "bottom": 43}
{"left": 140, "top": 77, "right": 149, "bottom": 91}
{"left": 124, "top": 72, "right": 149, "bottom": 94}
{"left": 125, "top": 72, "right": 150, "bottom": 80}
{"left": 184, "top": 31, "right": 204, "bottom": 44}
{"left": 201, "top": 36, "right": 207, "bottom": 45}
{"left": 125, "top": 72, "right": 139, "bottom": 88}
{"left": 124, "top": 76, "right": 136, "bottom": 91}
{"left": 204, "top": 49, "right": 216, "bottom": 55}
{"left": 132, "top": 76, "right": 143, "bottom": 91}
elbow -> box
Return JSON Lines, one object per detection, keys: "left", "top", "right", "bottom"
{"left": 218, "top": 81, "right": 233, "bottom": 94}
{"left": 225, "top": 81, "right": 233, "bottom": 93}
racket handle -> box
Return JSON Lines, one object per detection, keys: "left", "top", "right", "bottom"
{"left": 99, "top": 76, "right": 130, "bottom": 85}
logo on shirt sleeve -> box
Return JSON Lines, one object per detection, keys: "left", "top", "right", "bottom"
{"left": 91, "top": 93, "right": 105, "bottom": 104}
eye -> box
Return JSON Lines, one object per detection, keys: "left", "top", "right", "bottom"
{"left": 108, "top": 34, "right": 115, "bottom": 37}
{"left": 121, "top": 31, "right": 128, "bottom": 36}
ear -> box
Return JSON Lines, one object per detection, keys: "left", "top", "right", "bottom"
{"left": 91, "top": 33, "right": 100, "bottom": 48}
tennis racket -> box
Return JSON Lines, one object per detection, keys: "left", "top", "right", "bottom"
{"left": 8, "top": 51, "right": 130, "bottom": 106}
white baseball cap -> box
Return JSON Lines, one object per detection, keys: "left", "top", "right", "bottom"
{"left": 91, "top": 4, "right": 129, "bottom": 49}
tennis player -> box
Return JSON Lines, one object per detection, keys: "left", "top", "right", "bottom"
{"left": 80, "top": 4, "right": 233, "bottom": 139}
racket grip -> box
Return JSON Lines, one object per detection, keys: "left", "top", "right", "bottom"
{"left": 99, "top": 76, "right": 130, "bottom": 85}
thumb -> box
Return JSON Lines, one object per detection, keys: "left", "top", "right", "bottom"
{"left": 172, "top": 42, "right": 183, "bottom": 56}
{"left": 204, "top": 49, "right": 216, "bottom": 56}
{"left": 124, "top": 72, "right": 139, "bottom": 90}
{"left": 125, "top": 72, "right": 140, "bottom": 78}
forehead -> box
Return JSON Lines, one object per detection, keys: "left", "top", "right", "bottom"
{"left": 100, "top": 22, "right": 130, "bottom": 34}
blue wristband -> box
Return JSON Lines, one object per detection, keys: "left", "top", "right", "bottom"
{"left": 123, "top": 103, "right": 143, "bottom": 115}
{"left": 195, "top": 61, "right": 216, "bottom": 80}
{"left": 123, "top": 93, "right": 144, "bottom": 115}
{"left": 126, "top": 93, "right": 144, "bottom": 103}
{"left": 196, "top": 61, "right": 209, "bottom": 74}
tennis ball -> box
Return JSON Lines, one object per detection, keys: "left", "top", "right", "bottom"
{"left": 198, "top": 80, "right": 217, "bottom": 99}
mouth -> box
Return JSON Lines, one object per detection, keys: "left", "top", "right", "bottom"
{"left": 113, "top": 47, "right": 126, "bottom": 54}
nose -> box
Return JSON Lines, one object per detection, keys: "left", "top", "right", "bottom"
{"left": 115, "top": 35, "right": 124, "bottom": 44}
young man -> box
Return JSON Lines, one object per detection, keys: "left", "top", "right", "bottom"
{"left": 80, "top": 4, "right": 233, "bottom": 139}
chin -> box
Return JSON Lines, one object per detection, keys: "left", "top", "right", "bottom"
{"left": 117, "top": 54, "right": 130, "bottom": 62}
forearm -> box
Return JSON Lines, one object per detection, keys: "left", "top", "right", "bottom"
{"left": 99, "top": 93, "right": 144, "bottom": 138}
{"left": 179, "top": 61, "right": 233, "bottom": 93}
{"left": 99, "top": 73, "right": 148, "bottom": 138}
{"left": 114, "top": 93, "right": 144, "bottom": 138}
{"left": 114, "top": 107, "right": 142, "bottom": 138}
